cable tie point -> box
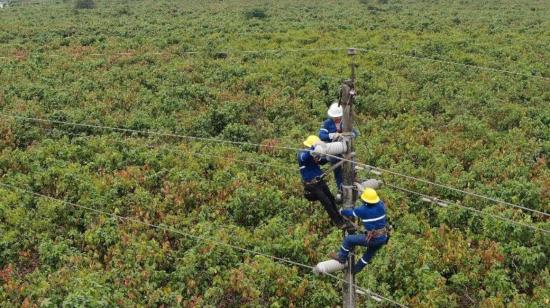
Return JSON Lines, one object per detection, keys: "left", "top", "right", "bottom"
{"left": 370, "top": 170, "right": 382, "bottom": 176}
{"left": 371, "top": 295, "right": 383, "bottom": 302}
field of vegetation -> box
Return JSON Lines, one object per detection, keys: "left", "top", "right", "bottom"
{"left": 1, "top": 0, "right": 549, "bottom": 306}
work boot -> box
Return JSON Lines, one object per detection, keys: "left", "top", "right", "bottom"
{"left": 329, "top": 252, "right": 346, "bottom": 264}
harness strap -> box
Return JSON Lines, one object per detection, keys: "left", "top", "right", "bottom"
{"left": 366, "top": 227, "right": 388, "bottom": 242}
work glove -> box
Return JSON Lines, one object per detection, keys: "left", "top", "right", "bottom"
{"left": 328, "top": 132, "right": 341, "bottom": 140}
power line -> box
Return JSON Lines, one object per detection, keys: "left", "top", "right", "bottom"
{"left": 357, "top": 48, "right": 550, "bottom": 81}
{"left": 0, "top": 46, "right": 548, "bottom": 81}
{"left": 5, "top": 122, "right": 546, "bottom": 306}
{"left": 0, "top": 181, "right": 407, "bottom": 307}
{"left": 40, "top": 125, "right": 296, "bottom": 173}
{"left": 360, "top": 164, "right": 550, "bottom": 218}
{"left": 190, "top": 150, "right": 549, "bottom": 233}
{"left": 0, "top": 113, "right": 301, "bottom": 151}
{"left": 12, "top": 118, "right": 549, "bottom": 236}
{"left": 189, "top": 146, "right": 550, "bottom": 234}
{"left": 2, "top": 112, "right": 547, "bottom": 218}
{"left": 383, "top": 182, "right": 550, "bottom": 234}
{"left": 0, "top": 47, "right": 350, "bottom": 61}
{"left": 37, "top": 124, "right": 549, "bottom": 234}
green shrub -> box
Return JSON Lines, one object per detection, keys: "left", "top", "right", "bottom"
{"left": 245, "top": 8, "right": 268, "bottom": 19}
{"left": 74, "top": 0, "right": 96, "bottom": 9}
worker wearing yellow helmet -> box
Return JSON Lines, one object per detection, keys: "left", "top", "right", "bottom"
{"left": 329, "top": 187, "right": 389, "bottom": 273}
{"left": 298, "top": 135, "right": 355, "bottom": 232}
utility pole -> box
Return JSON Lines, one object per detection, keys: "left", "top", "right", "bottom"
{"left": 340, "top": 48, "right": 357, "bottom": 308}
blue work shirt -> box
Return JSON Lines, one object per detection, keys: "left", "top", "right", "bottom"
{"left": 298, "top": 148, "right": 327, "bottom": 181}
{"left": 340, "top": 201, "right": 387, "bottom": 231}
{"left": 319, "top": 118, "right": 358, "bottom": 142}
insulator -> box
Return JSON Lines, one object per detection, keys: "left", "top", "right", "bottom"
{"left": 313, "top": 259, "right": 346, "bottom": 275}
{"left": 369, "top": 169, "right": 382, "bottom": 176}
{"left": 356, "top": 179, "right": 383, "bottom": 192}
{"left": 312, "top": 141, "right": 347, "bottom": 156}
{"left": 370, "top": 296, "right": 383, "bottom": 302}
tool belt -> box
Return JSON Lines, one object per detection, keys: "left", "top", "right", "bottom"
{"left": 365, "top": 227, "right": 388, "bottom": 242}
{"left": 302, "top": 174, "right": 325, "bottom": 185}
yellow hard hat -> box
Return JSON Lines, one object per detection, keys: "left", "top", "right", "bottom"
{"left": 361, "top": 188, "right": 380, "bottom": 204}
{"left": 303, "top": 135, "right": 321, "bottom": 147}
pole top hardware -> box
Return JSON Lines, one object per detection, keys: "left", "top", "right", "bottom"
{"left": 347, "top": 48, "right": 357, "bottom": 55}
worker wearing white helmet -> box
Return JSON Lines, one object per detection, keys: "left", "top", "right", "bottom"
{"left": 318, "top": 101, "right": 358, "bottom": 199}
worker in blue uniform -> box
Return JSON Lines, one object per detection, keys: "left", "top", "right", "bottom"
{"left": 329, "top": 188, "right": 388, "bottom": 273}
{"left": 299, "top": 135, "right": 355, "bottom": 232}
{"left": 319, "top": 102, "right": 358, "bottom": 201}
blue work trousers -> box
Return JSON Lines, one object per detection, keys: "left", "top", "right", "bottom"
{"left": 338, "top": 234, "right": 387, "bottom": 273}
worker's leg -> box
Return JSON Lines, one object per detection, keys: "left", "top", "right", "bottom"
{"left": 337, "top": 233, "right": 368, "bottom": 262}
{"left": 316, "top": 180, "right": 345, "bottom": 226}
{"left": 352, "top": 238, "right": 386, "bottom": 274}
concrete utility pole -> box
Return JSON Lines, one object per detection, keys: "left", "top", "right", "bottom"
{"left": 340, "top": 48, "right": 357, "bottom": 308}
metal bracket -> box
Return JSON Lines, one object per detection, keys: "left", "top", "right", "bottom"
{"left": 364, "top": 165, "right": 382, "bottom": 176}
{"left": 327, "top": 159, "right": 345, "bottom": 172}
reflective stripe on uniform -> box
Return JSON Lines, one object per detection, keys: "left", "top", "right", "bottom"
{"left": 341, "top": 245, "right": 349, "bottom": 252}
{"left": 299, "top": 166, "right": 306, "bottom": 169}
{"left": 362, "top": 215, "right": 385, "bottom": 222}
{"left": 352, "top": 210, "right": 358, "bottom": 218}
{"left": 360, "top": 258, "right": 368, "bottom": 264}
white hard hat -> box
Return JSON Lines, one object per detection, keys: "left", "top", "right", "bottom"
{"left": 327, "top": 102, "right": 343, "bottom": 117}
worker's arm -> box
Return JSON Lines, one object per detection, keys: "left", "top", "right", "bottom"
{"left": 314, "top": 155, "right": 328, "bottom": 165}
{"left": 319, "top": 120, "right": 331, "bottom": 142}
{"left": 340, "top": 207, "right": 359, "bottom": 218}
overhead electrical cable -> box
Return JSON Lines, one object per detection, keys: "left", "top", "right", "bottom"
{"left": 0, "top": 46, "right": 547, "bottom": 81}
{"left": 382, "top": 183, "right": 550, "bottom": 234}
{"left": 7, "top": 117, "right": 549, "bottom": 234}
{"left": 356, "top": 48, "right": 550, "bottom": 81}
{"left": 2, "top": 112, "right": 547, "bottom": 219}
{"left": 0, "top": 181, "right": 407, "bottom": 308}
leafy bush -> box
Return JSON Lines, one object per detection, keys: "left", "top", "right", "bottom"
{"left": 0, "top": 0, "right": 548, "bottom": 306}
{"left": 244, "top": 8, "right": 268, "bottom": 19}
{"left": 74, "top": 0, "right": 96, "bottom": 9}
